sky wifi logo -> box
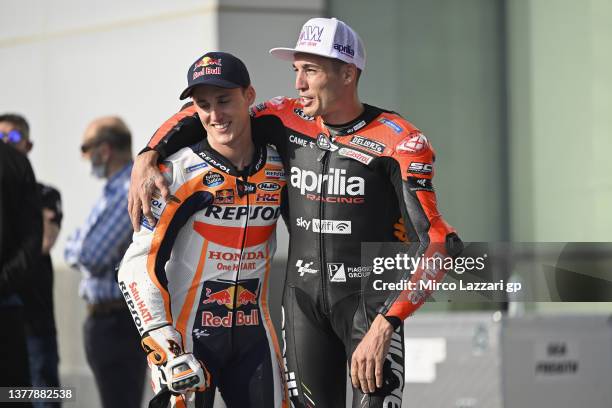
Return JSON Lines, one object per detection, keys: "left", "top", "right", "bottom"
{"left": 313, "top": 219, "right": 351, "bottom": 234}
{"left": 296, "top": 217, "right": 352, "bottom": 234}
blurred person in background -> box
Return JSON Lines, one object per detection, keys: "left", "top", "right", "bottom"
{"left": 0, "top": 113, "right": 63, "bottom": 408}
{"left": 0, "top": 137, "right": 42, "bottom": 404}
{"left": 64, "top": 117, "right": 146, "bottom": 408}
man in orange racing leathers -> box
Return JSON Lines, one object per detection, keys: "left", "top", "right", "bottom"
{"left": 118, "top": 52, "right": 287, "bottom": 408}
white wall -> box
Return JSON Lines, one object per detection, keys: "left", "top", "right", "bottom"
{"left": 1, "top": 0, "right": 218, "bottom": 260}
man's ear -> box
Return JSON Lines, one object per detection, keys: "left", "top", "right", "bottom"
{"left": 344, "top": 64, "right": 358, "bottom": 85}
{"left": 245, "top": 85, "right": 256, "bottom": 106}
{"left": 26, "top": 140, "right": 33, "bottom": 153}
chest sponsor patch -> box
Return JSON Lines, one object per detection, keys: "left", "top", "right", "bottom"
{"left": 338, "top": 147, "right": 374, "bottom": 165}
{"left": 265, "top": 169, "right": 285, "bottom": 179}
{"left": 295, "top": 217, "right": 351, "bottom": 234}
{"left": 185, "top": 162, "right": 209, "bottom": 173}
{"left": 236, "top": 180, "right": 256, "bottom": 197}
{"left": 203, "top": 171, "right": 225, "bottom": 187}
{"left": 214, "top": 189, "right": 234, "bottom": 204}
{"left": 256, "top": 193, "right": 280, "bottom": 203}
{"left": 349, "top": 135, "right": 386, "bottom": 155}
{"left": 378, "top": 118, "right": 403, "bottom": 133}
{"left": 257, "top": 182, "right": 281, "bottom": 192}
{"left": 396, "top": 133, "right": 428, "bottom": 154}
{"left": 327, "top": 263, "right": 347, "bottom": 282}
{"left": 313, "top": 219, "right": 351, "bottom": 234}
{"left": 317, "top": 133, "right": 339, "bottom": 151}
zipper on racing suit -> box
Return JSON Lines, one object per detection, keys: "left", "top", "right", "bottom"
{"left": 317, "top": 137, "right": 331, "bottom": 315}
{"left": 230, "top": 174, "right": 251, "bottom": 348}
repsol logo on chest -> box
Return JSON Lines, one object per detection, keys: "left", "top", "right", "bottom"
{"left": 290, "top": 167, "right": 365, "bottom": 196}
{"left": 203, "top": 205, "right": 281, "bottom": 221}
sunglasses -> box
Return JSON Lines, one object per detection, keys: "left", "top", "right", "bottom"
{"left": 80, "top": 139, "right": 103, "bottom": 154}
{"left": 0, "top": 130, "right": 23, "bottom": 144}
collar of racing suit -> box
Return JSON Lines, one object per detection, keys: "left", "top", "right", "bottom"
{"left": 322, "top": 103, "right": 395, "bottom": 138}
{"left": 191, "top": 133, "right": 267, "bottom": 179}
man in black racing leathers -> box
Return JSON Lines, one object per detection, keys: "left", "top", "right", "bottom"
{"left": 130, "top": 17, "right": 462, "bottom": 408}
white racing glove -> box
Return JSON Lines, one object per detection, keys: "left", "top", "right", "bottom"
{"left": 141, "top": 325, "right": 211, "bottom": 393}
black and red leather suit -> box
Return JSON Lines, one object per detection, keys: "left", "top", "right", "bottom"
{"left": 146, "top": 97, "right": 462, "bottom": 408}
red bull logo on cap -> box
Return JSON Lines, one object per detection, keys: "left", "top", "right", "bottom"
{"left": 194, "top": 56, "right": 223, "bottom": 68}
{"left": 193, "top": 56, "right": 223, "bottom": 79}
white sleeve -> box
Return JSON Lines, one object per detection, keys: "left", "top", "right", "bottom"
{"left": 117, "top": 160, "right": 184, "bottom": 336}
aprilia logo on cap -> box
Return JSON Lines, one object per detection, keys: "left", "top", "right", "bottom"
{"left": 333, "top": 43, "right": 355, "bottom": 57}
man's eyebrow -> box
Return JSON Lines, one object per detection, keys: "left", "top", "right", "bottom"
{"left": 194, "top": 92, "right": 231, "bottom": 103}
{"left": 294, "top": 63, "right": 319, "bottom": 70}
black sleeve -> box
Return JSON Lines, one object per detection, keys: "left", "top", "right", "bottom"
{"left": 154, "top": 115, "right": 205, "bottom": 161}
{"left": 252, "top": 115, "right": 289, "bottom": 163}
{"left": 0, "top": 145, "right": 43, "bottom": 297}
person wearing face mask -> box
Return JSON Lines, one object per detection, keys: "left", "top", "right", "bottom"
{"left": 64, "top": 117, "right": 146, "bottom": 408}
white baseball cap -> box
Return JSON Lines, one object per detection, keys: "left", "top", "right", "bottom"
{"left": 270, "top": 17, "right": 366, "bottom": 71}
